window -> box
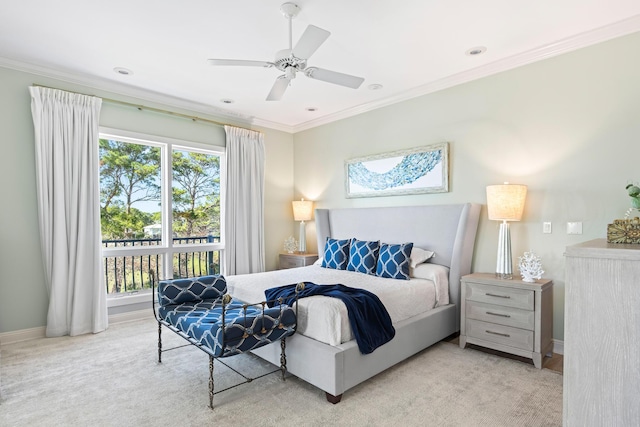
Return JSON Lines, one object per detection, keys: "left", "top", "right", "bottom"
{"left": 99, "top": 129, "right": 224, "bottom": 296}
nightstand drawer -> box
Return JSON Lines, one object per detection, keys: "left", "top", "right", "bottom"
{"left": 279, "top": 253, "right": 318, "bottom": 270}
{"left": 466, "top": 319, "right": 534, "bottom": 351}
{"left": 279, "top": 257, "right": 304, "bottom": 269}
{"left": 466, "top": 282, "right": 534, "bottom": 310}
{"left": 466, "top": 301, "right": 535, "bottom": 330}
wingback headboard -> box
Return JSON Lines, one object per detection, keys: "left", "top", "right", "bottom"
{"left": 314, "top": 203, "right": 481, "bottom": 328}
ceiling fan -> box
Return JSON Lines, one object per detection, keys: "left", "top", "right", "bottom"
{"left": 207, "top": 2, "right": 365, "bottom": 101}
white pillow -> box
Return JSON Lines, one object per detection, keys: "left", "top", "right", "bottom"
{"left": 410, "top": 263, "right": 449, "bottom": 286}
{"left": 410, "top": 247, "right": 435, "bottom": 268}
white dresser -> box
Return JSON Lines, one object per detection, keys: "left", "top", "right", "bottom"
{"left": 564, "top": 239, "right": 640, "bottom": 426}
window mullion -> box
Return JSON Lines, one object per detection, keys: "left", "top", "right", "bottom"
{"left": 162, "top": 143, "right": 173, "bottom": 281}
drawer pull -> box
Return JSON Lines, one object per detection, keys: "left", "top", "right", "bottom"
{"left": 486, "top": 330, "right": 511, "bottom": 338}
{"left": 485, "top": 292, "right": 511, "bottom": 299}
{"left": 486, "top": 311, "right": 511, "bottom": 318}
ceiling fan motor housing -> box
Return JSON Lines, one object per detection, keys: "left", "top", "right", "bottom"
{"left": 274, "top": 49, "right": 306, "bottom": 72}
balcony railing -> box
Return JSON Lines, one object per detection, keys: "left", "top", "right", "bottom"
{"left": 102, "top": 235, "right": 220, "bottom": 295}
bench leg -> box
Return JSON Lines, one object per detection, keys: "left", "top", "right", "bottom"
{"left": 157, "top": 321, "right": 162, "bottom": 363}
{"left": 209, "top": 355, "right": 215, "bottom": 409}
{"left": 280, "top": 338, "right": 287, "bottom": 380}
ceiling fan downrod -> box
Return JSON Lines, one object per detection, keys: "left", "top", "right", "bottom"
{"left": 280, "top": 3, "right": 300, "bottom": 52}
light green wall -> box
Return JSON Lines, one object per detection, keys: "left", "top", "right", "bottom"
{"left": 293, "top": 32, "right": 640, "bottom": 341}
{"left": 3, "top": 31, "right": 640, "bottom": 339}
{"left": 0, "top": 67, "right": 294, "bottom": 334}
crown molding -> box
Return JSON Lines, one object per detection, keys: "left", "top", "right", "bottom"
{"left": 292, "top": 14, "right": 640, "bottom": 133}
{"left": 0, "top": 56, "right": 295, "bottom": 133}
{"left": 3, "top": 13, "right": 639, "bottom": 135}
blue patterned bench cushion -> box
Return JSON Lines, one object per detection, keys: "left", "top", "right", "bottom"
{"left": 157, "top": 276, "right": 296, "bottom": 357}
{"left": 158, "top": 275, "right": 227, "bottom": 306}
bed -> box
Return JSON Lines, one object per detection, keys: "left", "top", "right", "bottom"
{"left": 227, "top": 203, "right": 481, "bottom": 403}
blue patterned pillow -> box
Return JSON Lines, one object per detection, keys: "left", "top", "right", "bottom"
{"left": 347, "top": 238, "right": 380, "bottom": 275}
{"left": 322, "top": 238, "right": 350, "bottom": 270}
{"left": 376, "top": 243, "right": 414, "bottom": 280}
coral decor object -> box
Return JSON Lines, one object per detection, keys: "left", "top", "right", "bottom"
{"left": 284, "top": 236, "right": 298, "bottom": 254}
{"left": 518, "top": 251, "right": 544, "bottom": 283}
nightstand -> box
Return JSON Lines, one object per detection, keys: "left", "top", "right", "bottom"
{"left": 459, "top": 273, "right": 553, "bottom": 369}
{"left": 278, "top": 253, "right": 318, "bottom": 269}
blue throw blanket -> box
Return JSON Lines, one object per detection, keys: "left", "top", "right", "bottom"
{"left": 265, "top": 282, "right": 395, "bottom": 355}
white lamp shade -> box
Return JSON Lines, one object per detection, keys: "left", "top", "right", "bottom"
{"left": 486, "top": 184, "right": 527, "bottom": 221}
{"left": 292, "top": 199, "right": 313, "bottom": 221}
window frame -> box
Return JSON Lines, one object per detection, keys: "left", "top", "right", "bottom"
{"left": 99, "top": 127, "right": 226, "bottom": 302}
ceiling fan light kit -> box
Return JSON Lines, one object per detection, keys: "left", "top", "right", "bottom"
{"left": 208, "top": 2, "right": 364, "bottom": 101}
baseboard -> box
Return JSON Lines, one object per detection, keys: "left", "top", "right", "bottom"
{"left": 0, "top": 326, "right": 46, "bottom": 345}
{"left": 109, "top": 309, "right": 153, "bottom": 324}
{"left": 552, "top": 339, "right": 564, "bottom": 355}
{"left": 0, "top": 310, "right": 153, "bottom": 345}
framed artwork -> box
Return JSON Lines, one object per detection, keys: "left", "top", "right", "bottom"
{"left": 345, "top": 142, "right": 449, "bottom": 198}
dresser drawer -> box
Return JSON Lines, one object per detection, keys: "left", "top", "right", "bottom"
{"left": 466, "top": 319, "right": 534, "bottom": 351}
{"left": 466, "top": 301, "right": 535, "bottom": 330}
{"left": 466, "top": 282, "right": 534, "bottom": 310}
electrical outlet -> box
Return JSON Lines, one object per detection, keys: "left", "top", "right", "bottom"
{"left": 543, "top": 222, "right": 552, "bottom": 234}
{"left": 567, "top": 222, "right": 583, "bottom": 234}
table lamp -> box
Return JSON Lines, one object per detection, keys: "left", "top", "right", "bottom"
{"left": 486, "top": 183, "right": 527, "bottom": 279}
{"left": 292, "top": 198, "right": 313, "bottom": 253}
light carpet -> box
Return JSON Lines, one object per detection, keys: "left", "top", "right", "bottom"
{"left": 0, "top": 317, "right": 562, "bottom": 426}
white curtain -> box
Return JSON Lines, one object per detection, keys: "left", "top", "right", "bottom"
{"left": 224, "top": 125, "right": 265, "bottom": 275}
{"left": 29, "top": 86, "right": 108, "bottom": 337}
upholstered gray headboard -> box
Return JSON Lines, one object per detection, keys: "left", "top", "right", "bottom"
{"left": 315, "top": 203, "right": 481, "bottom": 325}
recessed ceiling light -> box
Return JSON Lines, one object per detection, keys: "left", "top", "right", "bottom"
{"left": 367, "top": 84, "right": 383, "bottom": 90}
{"left": 113, "top": 67, "right": 133, "bottom": 76}
{"left": 305, "top": 107, "right": 318, "bottom": 112}
{"left": 465, "top": 46, "right": 487, "bottom": 56}
{"left": 220, "top": 99, "right": 234, "bottom": 104}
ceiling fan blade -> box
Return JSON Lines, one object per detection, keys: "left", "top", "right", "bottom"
{"left": 305, "top": 67, "right": 364, "bottom": 89}
{"left": 207, "top": 59, "right": 274, "bottom": 68}
{"left": 266, "top": 75, "right": 291, "bottom": 101}
{"left": 292, "top": 25, "right": 330, "bottom": 59}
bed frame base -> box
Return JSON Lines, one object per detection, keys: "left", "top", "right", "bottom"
{"left": 326, "top": 393, "right": 343, "bottom": 404}
{"left": 252, "top": 303, "right": 457, "bottom": 402}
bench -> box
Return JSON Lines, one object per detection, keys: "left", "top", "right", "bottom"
{"left": 152, "top": 275, "right": 301, "bottom": 408}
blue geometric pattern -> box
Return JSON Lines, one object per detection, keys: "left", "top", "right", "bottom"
{"left": 321, "top": 237, "right": 350, "bottom": 270}
{"left": 347, "top": 238, "right": 380, "bottom": 275}
{"left": 157, "top": 276, "right": 297, "bottom": 357}
{"left": 376, "top": 242, "right": 414, "bottom": 280}
{"left": 158, "top": 275, "right": 227, "bottom": 306}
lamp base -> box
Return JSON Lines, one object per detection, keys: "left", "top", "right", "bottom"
{"left": 298, "top": 221, "right": 307, "bottom": 253}
{"left": 495, "top": 221, "right": 513, "bottom": 279}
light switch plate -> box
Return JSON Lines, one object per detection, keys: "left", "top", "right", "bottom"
{"left": 543, "top": 222, "right": 552, "bottom": 234}
{"left": 567, "top": 222, "right": 583, "bottom": 234}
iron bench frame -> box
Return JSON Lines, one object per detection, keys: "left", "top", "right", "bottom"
{"left": 152, "top": 278, "right": 303, "bottom": 408}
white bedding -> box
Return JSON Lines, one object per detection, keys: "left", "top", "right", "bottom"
{"left": 226, "top": 265, "right": 450, "bottom": 347}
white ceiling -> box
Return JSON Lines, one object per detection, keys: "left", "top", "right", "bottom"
{"left": 2, "top": 1, "right": 640, "bottom": 133}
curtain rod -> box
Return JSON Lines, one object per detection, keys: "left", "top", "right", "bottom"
{"left": 31, "top": 84, "right": 253, "bottom": 131}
